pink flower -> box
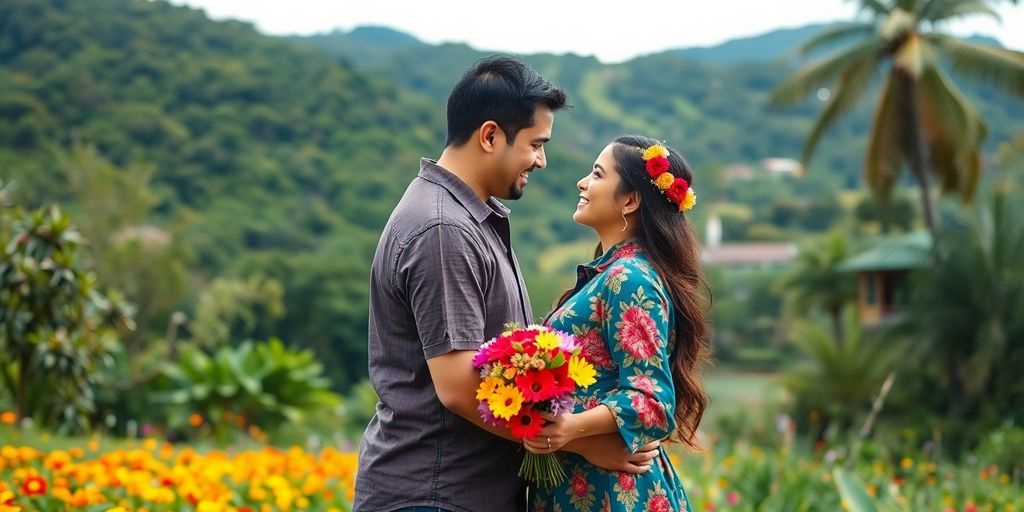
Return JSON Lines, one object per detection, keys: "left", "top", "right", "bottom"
{"left": 619, "top": 306, "right": 660, "bottom": 361}
{"left": 628, "top": 373, "right": 655, "bottom": 395}
{"left": 611, "top": 243, "right": 640, "bottom": 261}
{"left": 632, "top": 393, "right": 667, "bottom": 429}
{"left": 647, "top": 494, "right": 672, "bottom": 512}
{"left": 727, "top": 492, "right": 740, "bottom": 506}
{"left": 578, "top": 329, "right": 613, "bottom": 369}
{"left": 571, "top": 474, "right": 589, "bottom": 497}
{"left": 617, "top": 472, "right": 636, "bottom": 491}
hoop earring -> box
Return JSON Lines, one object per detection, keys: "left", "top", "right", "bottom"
{"left": 621, "top": 211, "right": 628, "bottom": 232}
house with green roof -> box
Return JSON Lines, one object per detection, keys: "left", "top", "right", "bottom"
{"left": 838, "top": 231, "right": 932, "bottom": 326}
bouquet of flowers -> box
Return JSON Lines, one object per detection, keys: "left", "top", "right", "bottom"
{"left": 472, "top": 324, "right": 597, "bottom": 486}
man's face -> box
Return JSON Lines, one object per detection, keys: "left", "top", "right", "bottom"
{"left": 492, "top": 106, "right": 553, "bottom": 200}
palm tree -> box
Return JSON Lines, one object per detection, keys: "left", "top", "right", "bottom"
{"left": 777, "top": 232, "right": 858, "bottom": 346}
{"left": 771, "top": 0, "right": 1024, "bottom": 233}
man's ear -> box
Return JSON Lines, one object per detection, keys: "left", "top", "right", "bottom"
{"left": 622, "top": 191, "right": 642, "bottom": 216}
{"left": 478, "top": 121, "right": 501, "bottom": 153}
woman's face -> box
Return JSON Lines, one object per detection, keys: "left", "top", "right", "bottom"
{"left": 573, "top": 143, "right": 628, "bottom": 231}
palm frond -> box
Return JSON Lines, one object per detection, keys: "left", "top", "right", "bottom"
{"left": 799, "top": 23, "right": 877, "bottom": 57}
{"left": 771, "top": 39, "right": 883, "bottom": 106}
{"left": 928, "top": 34, "right": 1024, "bottom": 97}
{"left": 865, "top": 72, "right": 907, "bottom": 199}
{"left": 916, "top": 58, "right": 988, "bottom": 199}
{"left": 920, "top": 0, "right": 1001, "bottom": 23}
{"left": 857, "top": 0, "right": 895, "bottom": 16}
{"left": 802, "top": 55, "right": 880, "bottom": 167}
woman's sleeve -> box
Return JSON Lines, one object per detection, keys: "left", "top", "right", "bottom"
{"left": 597, "top": 260, "right": 677, "bottom": 453}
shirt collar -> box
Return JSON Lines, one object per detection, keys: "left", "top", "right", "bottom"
{"left": 417, "top": 158, "right": 509, "bottom": 224}
{"left": 576, "top": 239, "right": 642, "bottom": 281}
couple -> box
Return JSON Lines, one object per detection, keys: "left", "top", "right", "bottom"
{"left": 354, "top": 55, "right": 710, "bottom": 512}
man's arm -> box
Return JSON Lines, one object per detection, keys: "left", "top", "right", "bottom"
{"left": 427, "top": 350, "right": 518, "bottom": 442}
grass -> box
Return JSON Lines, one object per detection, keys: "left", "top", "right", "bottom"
{"left": 702, "top": 369, "right": 784, "bottom": 428}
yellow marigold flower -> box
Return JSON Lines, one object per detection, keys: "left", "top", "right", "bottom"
{"left": 488, "top": 384, "right": 524, "bottom": 420}
{"left": 106, "top": 508, "right": 128, "bottom": 512}
{"left": 475, "top": 377, "right": 502, "bottom": 401}
{"left": 534, "top": 331, "right": 560, "bottom": 350}
{"left": 642, "top": 145, "right": 669, "bottom": 161}
{"left": 654, "top": 172, "right": 674, "bottom": 190}
{"left": 568, "top": 355, "right": 596, "bottom": 388}
{"left": 680, "top": 188, "right": 697, "bottom": 211}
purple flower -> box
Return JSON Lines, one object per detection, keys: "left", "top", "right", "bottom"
{"left": 557, "top": 331, "right": 579, "bottom": 353}
{"left": 478, "top": 400, "right": 502, "bottom": 426}
{"left": 548, "top": 394, "right": 576, "bottom": 416}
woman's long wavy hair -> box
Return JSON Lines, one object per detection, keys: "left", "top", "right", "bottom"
{"left": 552, "top": 135, "right": 712, "bottom": 451}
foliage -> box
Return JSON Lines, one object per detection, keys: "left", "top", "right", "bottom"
{"left": 152, "top": 339, "right": 341, "bottom": 443}
{"left": 0, "top": 204, "right": 133, "bottom": 431}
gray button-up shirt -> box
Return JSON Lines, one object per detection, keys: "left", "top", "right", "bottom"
{"left": 354, "top": 159, "right": 533, "bottom": 512}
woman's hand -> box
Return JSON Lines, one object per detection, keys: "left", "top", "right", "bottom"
{"left": 523, "top": 412, "right": 582, "bottom": 454}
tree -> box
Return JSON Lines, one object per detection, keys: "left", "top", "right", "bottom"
{"left": 771, "top": 0, "right": 1024, "bottom": 233}
{"left": 0, "top": 203, "right": 133, "bottom": 429}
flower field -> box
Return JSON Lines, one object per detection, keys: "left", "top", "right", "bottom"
{"left": 2, "top": 434, "right": 1021, "bottom": 512}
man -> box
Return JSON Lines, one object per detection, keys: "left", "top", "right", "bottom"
{"left": 355, "top": 55, "right": 658, "bottom": 512}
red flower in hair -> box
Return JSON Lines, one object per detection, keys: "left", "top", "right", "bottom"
{"left": 645, "top": 156, "right": 670, "bottom": 178}
{"left": 666, "top": 177, "right": 689, "bottom": 204}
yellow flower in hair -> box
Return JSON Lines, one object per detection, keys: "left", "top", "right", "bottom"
{"left": 680, "top": 188, "right": 697, "bottom": 212}
{"left": 642, "top": 145, "right": 669, "bottom": 160}
{"left": 654, "top": 172, "right": 674, "bottom": 190}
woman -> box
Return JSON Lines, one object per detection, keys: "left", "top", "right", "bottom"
{"left": 525, "top": 135, "right": 710, "bottom": 512}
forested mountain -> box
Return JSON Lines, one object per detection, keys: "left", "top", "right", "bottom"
{"left": 2, "top": 0, "right": 1021, "bottom": 388}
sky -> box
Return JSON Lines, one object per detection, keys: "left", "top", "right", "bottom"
{"left": 169, "top": 0, "right": 1024, "bottom": 63}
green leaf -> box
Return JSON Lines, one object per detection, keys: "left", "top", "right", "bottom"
{"left": 833, "top": 468, "right": 879, "bottom": 512}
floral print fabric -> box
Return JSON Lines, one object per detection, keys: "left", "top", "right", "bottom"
{"left": 532, "top": 240, "right": 691, "bottom": 512}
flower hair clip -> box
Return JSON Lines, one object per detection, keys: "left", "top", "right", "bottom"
{"left": 641, "top": 144, "right": 696, "bottom": 212}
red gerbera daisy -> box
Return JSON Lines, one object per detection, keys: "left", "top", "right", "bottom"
{"left": 509, "top": 407, "right": 544, "bottom": 440}
{"left": 515, "top": 370, "right": 560, "bottom": 401}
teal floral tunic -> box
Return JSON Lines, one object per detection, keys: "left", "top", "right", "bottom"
{"left": 532, "top": 240, "right": 691, "bottom": 512}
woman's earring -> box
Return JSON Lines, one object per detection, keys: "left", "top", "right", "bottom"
{"left": 621, "top": 211, "right": 628, "bottom": 232}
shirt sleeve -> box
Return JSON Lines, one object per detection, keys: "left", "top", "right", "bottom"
{"left": 396, "top": 223, "right": 493, "bottom": 359}
{"left": 597, "top": 260, "right": 677, "bottom": 453}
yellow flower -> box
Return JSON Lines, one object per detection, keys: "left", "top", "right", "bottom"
{"left": 534, "top": 331, "right": 560, "bottom": 350}
{"left": 488, "top": 384, "right": 524, "bottom": 420}
{"left": 568, "top": 355, "right": 596, "bottom": 388}
{"left": 642, "top": 145, "right": 669, "bottom": 161}
{"left": 654, "top": 172, "right": 674, "bottom": 190}
{"left": 475, "top": 377, "right": 502, "bottom": 401}
{"left": 680, "top": 188, "right": 697, "bottom": 212}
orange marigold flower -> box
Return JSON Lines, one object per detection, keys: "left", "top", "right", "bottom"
{"left": 0, "top": 412, "right": 15, "bottom": 425}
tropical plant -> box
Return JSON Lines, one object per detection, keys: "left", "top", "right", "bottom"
{"left": 153, "top": 339, "right": 340, "bottom": 442}
{"left": 777, "top": 232, "right": 858, "bottom": 344}
{"left": 784, "top": 311, "right": 901, "bottom": 435}
{"left": 772, "top": 0, "right": 1024, "bottom": 233}
{"left": 0, "top": 204, "right": 134, "bottom": 430}
{"left": 905, "top": 185, "right": 1024, "bottom": 433}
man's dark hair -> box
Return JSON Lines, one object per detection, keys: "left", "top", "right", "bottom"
{"left": 445, "top": 55, "right": 569, "bottom": 147}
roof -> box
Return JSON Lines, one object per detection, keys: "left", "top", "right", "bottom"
{"left": 701, "top": 243, "right": 798, "bottom": 266}
{"left": 838, "top": 231, "right": 933, "bottom": 272}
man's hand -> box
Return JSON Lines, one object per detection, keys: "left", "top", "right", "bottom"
{"left": 563, "top": 434, "right": 659, "bottom": 474}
